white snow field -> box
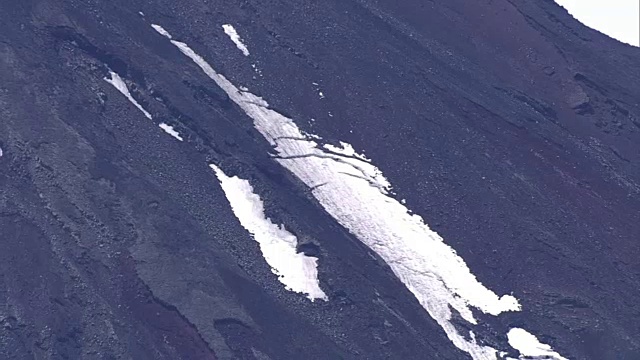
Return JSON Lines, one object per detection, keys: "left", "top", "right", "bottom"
{"left": 151, "top": 23, "right": 568, "bottom": 360}
{"left": 211, "top": 164, "right": 327, "bottom": 301}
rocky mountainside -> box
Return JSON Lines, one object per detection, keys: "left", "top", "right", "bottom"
{"left": 1, "top": 0, "right": 639, "bottom": 359}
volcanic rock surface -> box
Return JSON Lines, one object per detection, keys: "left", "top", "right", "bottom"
{"left": 1, "top": 0, "right": 639, "bottom": 359}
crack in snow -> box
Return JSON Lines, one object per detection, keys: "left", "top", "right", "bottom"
{"left": 322, "top": 146, "right": 371, "bottom": 164}
{"left": 310, "top": 182, "right": 329, "bottom": 191}
{"left": 273, "top": 151, "right": 389, "bottom": 193}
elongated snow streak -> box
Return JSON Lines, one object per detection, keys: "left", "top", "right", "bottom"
{"left": 103, "top": 71, "right": 152, "bottom": 119}
{"left": 222, "top": 24, "right": 250, "bottom": 56}
{"left": 159, "top": 123, "right": 184, "bottom": 141}
{"left": 507, "top": 328, "right": 567, "bottom": 360}
{"left": 151, "top": 24, "right": 566, "bottom": 360}
{"left": 210, "top": 164, "right": 327, "bottom": 301}
{"left": 151, "top": 24, "right": 172, "bottom": 39}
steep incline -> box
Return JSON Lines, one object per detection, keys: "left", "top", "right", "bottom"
{"left": 1, "top": 0, "right": 639, "bottom": 359}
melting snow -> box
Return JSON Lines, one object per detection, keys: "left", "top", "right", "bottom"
{"left": 507, "top": 328, "right": 567, "bottom": 360}
{"left": 210, "top": 164, "right": 327, "bottom": 301}
{"left": 159, "top": 123, "right": 183, "bottom": 141}
{"left": 103, "top": 71, "right": 152, "bottom": 119}
{"left": 151, "top": 23, "right": 567, "bottom": 360}
{"left": 222, "top": 24, "right": 250, "bottom": 56}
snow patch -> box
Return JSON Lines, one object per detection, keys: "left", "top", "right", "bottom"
{"left": 554, "top": 0, "right": 639, "bottom": 46}
{"left": 159, "top": 123, "right": 183, "bottom": 141}
{"left": 507, "top": 328, "right": 567, "bottom": 360}
{"left": 210, "top": 164, "right": 327, "bottom": 301}
{"left": 103, "top": 71, "right": 152, "bottom": 120}
{"left": 222, "top": 24, "right": 250, "bottom": 56}
{"left": 251, "top": 63, "right": 263, "bottom": 77}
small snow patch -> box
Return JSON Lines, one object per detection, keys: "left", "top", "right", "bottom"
{"left": 312, "top": 82, "right": 325, "bottom": 99}
{"left": 103, "top": 71, "right": 152, "bottom": 119}
{"left": 211, "top": 164, "right": 327, "bottom": 301}
{"left": 507, "top": 328, "right": 567, "bottom": 360}
{"left": 222, "top": 24, "right": 250, "bottom": 56}
{"left": 251, "top": 64, "right": 263, "bottom": 77}
{"left": 159, "top": 123, "right": 183, "bottom": 141}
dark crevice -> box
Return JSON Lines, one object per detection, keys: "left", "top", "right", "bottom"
{"left": 574, "top": 73, "right": 610, "bottom": 97}
{"left": 213, "top": 318, "right": 260, "bottom": 360}
{"left": 149, "top": 88, "right": 230, "bottom": 158}
{"left": 49, "top": 26, "right": 147, "bottom": 88}
{"left": 123, "top": 256, "right": 217, "bottom": 360}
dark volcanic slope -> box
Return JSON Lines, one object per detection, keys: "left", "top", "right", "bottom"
{"left": 1, "top": 0, "right": 639, "bottom": 359}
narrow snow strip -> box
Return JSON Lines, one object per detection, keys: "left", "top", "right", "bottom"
{"left": 210, "top": 164, "right": 327, "bottom": 301}
{"left": 222, "top": 24, "right": 250, "bottom": 56}
{"left": 103, "top": 71, "right": 152, "bottom": 119}
{"left": 151, "top": 24, "right": 172, "bottom": 39}
{"left": 159, "top": 123, "right": 184, "bottom": 141}
{"left": 151, "top": 24, "right": 566, "bottom": 360}
{"left": 507, "top": 328, "right": 567, "bottom": 360}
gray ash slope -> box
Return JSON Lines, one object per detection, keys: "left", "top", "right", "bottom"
{"left": 1, "top": 0, "right": 639, "bottom": 359}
